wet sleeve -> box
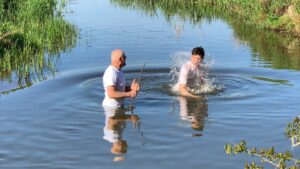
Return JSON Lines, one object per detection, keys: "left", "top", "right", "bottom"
{"left": 178, "top": 66, "right": 188, "bottom": 85}
{"left": 103, "top": 68, "right": 117, "bottom": 87}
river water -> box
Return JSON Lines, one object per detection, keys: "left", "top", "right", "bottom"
{"left": 1, "top": 0, "right": 300, "bottom": 168}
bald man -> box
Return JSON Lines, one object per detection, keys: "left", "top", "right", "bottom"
{"left": 102, "top": 49, "right": 140, "bottom": 107}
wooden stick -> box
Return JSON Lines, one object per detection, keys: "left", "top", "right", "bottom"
{"left": 129, "top": 63, "right": 146, "bottom": 110}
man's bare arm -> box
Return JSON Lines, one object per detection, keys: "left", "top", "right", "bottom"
{"left": 179, "top": 84, "right": 201, "bottom": 98}
{"left": 107, "top": 86, "right": 136, "bottom": 99}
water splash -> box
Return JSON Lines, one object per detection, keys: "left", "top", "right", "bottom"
{"left": 169, "top": 51, "right": 190, "bottom": 83}
{"left": 169, "top": 51, "right": 223, "bottom": 95}
{"left": 190, "top": 77, "right": 224, "bottom": 94}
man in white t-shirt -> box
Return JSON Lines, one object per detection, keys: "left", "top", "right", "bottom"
{"left": 102, "top": 49, "right": 140, "bottom": 107}
{"left": 177, "top": 47, "right": 205, "bottom": 98}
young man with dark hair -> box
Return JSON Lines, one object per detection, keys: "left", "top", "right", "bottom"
{"left": 177, "top": 47, "right": 205, "bottom": 98}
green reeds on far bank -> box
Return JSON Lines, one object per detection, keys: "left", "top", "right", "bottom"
{"left": 196, "top": 0, "right": 300, "bottom": 36}
{"left": 111, "top": 0, "right": 300, "bottom": 36}
{"left": 0, "top": 0, "right": 77, "bottom": 91}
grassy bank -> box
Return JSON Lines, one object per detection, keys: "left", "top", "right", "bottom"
{"left": 111, "top": 0, "right": 300, "bottom": 36}
{"left": 0, "top": 0, "right": 77, "bottom": 89}
{"left": 198, "top": 0, "right": 300, "bottom": 36}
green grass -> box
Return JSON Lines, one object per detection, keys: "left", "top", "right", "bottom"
{"left": 111, "top": 0, "right": 300, "bottom": 36}
{"left": 0, "top": 0, "right": 77, "bottom": 89}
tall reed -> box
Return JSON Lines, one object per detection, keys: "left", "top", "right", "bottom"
{"left": 0, "top": 0, "right": 77, "bottom": 92}
{"left": 111, "top": 0, "right": 300, "bottom": 35}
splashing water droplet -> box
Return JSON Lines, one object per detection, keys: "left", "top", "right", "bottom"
{"left": 169, "top": 51, "right": 223, "bottom": 95}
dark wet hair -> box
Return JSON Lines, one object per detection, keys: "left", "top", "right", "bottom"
{"left": 192, "top": 47, "right": 205, "bottom": 59}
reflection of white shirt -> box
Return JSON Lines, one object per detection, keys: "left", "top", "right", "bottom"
{"left": 102, "top": 65, "right": 126, "bottom": 107}
{"left": 178, "top": 97, "right": 195, "bottom": 122}
{"left": 103, "top": 106, "right": 125, "bottom": 143}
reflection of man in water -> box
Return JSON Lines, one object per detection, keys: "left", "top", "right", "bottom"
{"left": 102, "top": 49, "right": 140, "bottom": 107}
{"left": 178, "top": 96, "right": 208, "bottom": 132}
{"left": 102, "top": 49, "right": 140, "bottom": 161}
{"left": 175, "top": 47, "right": 206, "bottom": 98}
{"left": 103, "top": 106, "right": 139, "bottom": 161}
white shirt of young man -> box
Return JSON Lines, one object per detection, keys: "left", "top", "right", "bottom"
{"left": 102, "top": 65, "right": 126, "bottom": 107}
{"left": 174, "top": 61, "right": 200, "bottom": 91}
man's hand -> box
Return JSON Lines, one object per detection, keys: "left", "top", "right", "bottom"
{"left": 179, "top": 84, "right": 202, "bottom": 99}
{"left": 191, "top": 95, "right": 202, "bottom": 99}
{"left": 130, "top": 115, "right": 139, "bottom": 122}
{"left": 127, "top": 90, "right": 137, "bottom": 98}
{"left": 131, "top": 79, "right": 140, "bottom": 92}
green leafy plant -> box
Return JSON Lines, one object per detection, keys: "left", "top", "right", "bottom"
{"left": 285, "top": 117, "right": 300, "bottom": 147}
{"left": 225, "top": 117, "right": 300, "bottom": 169}
{"left": 0, "top": 0, "right": 77, "bottom": 92}
{"left": 111, "top": 0, "right": 300, "bottom": 36}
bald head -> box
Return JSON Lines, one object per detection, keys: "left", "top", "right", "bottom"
{"left": 111, "top": 140, "right": 127, "bottom": 154}
{"left": 111, "top": 49, "right": 124, "bottom": 61}
{"left": 111, "top": 49, "right": 126, "bottom": 69}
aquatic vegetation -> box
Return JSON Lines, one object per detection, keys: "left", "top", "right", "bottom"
{"left": 0, "top": 0, "right": 77, "bottom": 92}
{"left": 225, "top": 117, "right": 300, "bottom": 169}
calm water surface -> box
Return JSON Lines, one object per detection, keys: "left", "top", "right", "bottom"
{"left": 1, "top": 0, "right": 300, "bottom": 169}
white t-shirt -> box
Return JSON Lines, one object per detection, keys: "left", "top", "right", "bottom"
{"left": 102, "top": 65, "right": 126, "bottom": 107}
{"left": 174, "top": 61, "right": 203, "bottom": 91}
{"left": 178, "top": 61, "right": 198, "bottom": 86}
